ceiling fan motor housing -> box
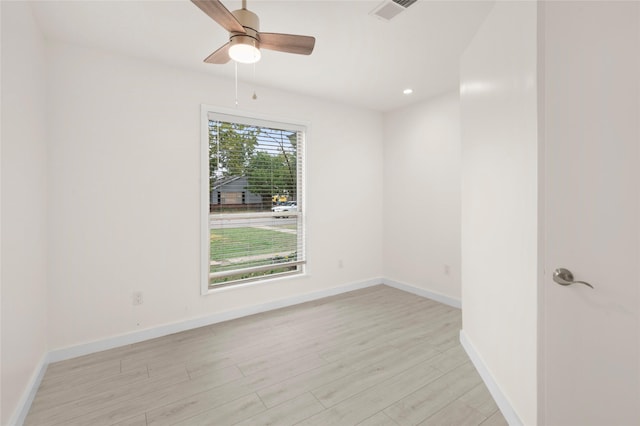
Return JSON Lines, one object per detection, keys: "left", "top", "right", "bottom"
{"left": 230, "top": 9, "right": 260, "bottom": 47}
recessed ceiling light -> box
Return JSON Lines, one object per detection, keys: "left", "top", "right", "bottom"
{"left": 403, "top": 88, "right": 413, "bottom": 95}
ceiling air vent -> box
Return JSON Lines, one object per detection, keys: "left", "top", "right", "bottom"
{"left": 393, "top": 0, "right": 418, "bottom": 7}
{"left": 370, "top": 0, "right": 418, "bottom": 21}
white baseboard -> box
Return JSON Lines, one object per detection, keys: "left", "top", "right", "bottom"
{"left": 48, "top": 278, "right": 382, "bottom": 363}
{"left": 9, "top": 353, "right": 49, "bottom": 426}
{"left": 382, "top": 278, "right": 461, "bottom": 309}
{"left": 459, "top": 330, "right": 523, "bottom": 426}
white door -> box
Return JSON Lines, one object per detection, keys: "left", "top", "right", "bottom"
{"left": 542, "top": 2, "right": 639, "bottom": 425}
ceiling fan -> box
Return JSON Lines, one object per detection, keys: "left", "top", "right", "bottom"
{"left": 191, "top": 0, "right": 316, "bottom": 65}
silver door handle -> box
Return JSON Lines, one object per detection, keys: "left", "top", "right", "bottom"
{"left": 553, "top": 268, "right": 594, "bottom": 289}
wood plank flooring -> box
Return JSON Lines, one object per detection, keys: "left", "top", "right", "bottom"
{"left": 25, "top": 285, "right": 507, "bottom": 426}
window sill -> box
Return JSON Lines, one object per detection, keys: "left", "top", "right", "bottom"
{"left": 202, "top": 270, "right": 308, "bottom": 295}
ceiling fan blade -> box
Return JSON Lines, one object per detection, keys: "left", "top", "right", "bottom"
{"left": 259, "top": 33, "right": 316, "bottom": 55}
{"left": 204, "top": 42, "right": 231, "bottom": 64}
{"left": 191, "top": 0, "right": 245, "bottom": 34}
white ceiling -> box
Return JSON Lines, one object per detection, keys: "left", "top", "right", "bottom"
{"left": 30, "top": 0, "right": 494, "bottom": 112}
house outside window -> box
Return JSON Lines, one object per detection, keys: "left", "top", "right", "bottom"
{"left": 201, "top": 108, "right": 306, "bottom": 292}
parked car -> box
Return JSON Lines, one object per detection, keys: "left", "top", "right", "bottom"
{"left": 271, "top": 202, "right": 297, "bottom": 218}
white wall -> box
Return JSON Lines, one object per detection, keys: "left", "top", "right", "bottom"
{"left": 45, "top": 41, "right": 384, "bottom": 351}
{"left": 1, "top": 3, "right": 49, "bottom": 424}
{"left": 460, "top": 2, "right": 539, "bottom": 425}
{"left": 383, "top": 92, "right": 461, "bottom": 301}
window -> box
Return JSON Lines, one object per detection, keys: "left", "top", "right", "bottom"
{"left": 201, "top": 108, "right": 306, "bottom": 292}
{"left": 221, "top": 192, "right": 242, "bottom": 205}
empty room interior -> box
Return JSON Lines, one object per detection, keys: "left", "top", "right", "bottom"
{"left": 2, "top": 1, "right": 639, "bottom": 425}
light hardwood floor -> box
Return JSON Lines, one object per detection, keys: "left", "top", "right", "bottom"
{"left": 25, "top": 285, "right": 507, "bottom": 426}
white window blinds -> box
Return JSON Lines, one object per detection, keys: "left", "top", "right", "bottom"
{"left": 203, "top": 112, "right": 305, "bottom": 290}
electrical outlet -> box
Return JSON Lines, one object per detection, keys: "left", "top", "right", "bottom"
{"left": 338, "top": 259, "right": 344, "bottom": 269}
{"left": 444, "top": 265, "right": 451, "bottom": 275}
{"left": 132, "top": 291, "right": 143, "bottom": 306}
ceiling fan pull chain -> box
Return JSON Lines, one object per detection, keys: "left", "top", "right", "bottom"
{"left": 252, "top": 62, "right": 257, "bottom": 100}
{"left": 234, "top": 61, "right": 239, "bottom": 107}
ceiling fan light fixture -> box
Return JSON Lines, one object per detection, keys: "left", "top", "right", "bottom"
{"left": 229, "top": 40, "right": 261, "bottom": 64}
{"left": 227, "top": 8, "right": 261, "bottom": 64}
{"left": 192, "top": 0, "right": 315, "bottom": 65}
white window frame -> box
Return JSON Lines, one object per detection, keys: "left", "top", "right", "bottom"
{"left": 200, "top": 105, "right": 308, "bottom": 295}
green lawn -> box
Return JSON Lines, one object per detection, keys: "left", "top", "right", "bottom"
{"left": 210, "top": 227, "right": 296, "bottom": 262}
{"left": 209, "top": 226, "right": 298, "bottom": 287}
